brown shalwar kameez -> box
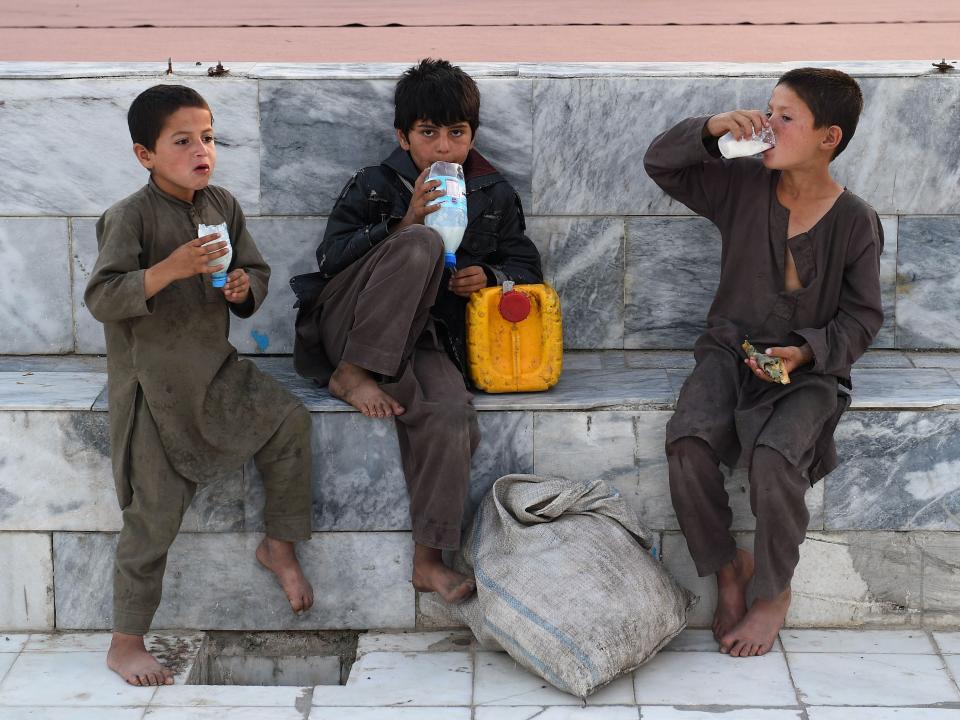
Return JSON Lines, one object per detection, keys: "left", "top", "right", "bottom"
{"left": 644, "top": 117, "right": 884, "bottom": 598}
{"left": 85, "top": 180, "right": 313, "bottom": 635}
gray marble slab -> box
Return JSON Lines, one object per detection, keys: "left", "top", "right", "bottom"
{"left": 0, "top": 218, "right": 74, "bottom": 353}
{"left": 0, "top": 79, "right": 261, "bottom": 216}
{"left": 260, "top": 78, "right": 533, "bottom": 216}
{"left": 53, "top": 531, "right": 415, "bottom": 630}
{"left": 464, "top": 412, "right": 535, "bottom": 528}
{"left": 0, "top": 355, "right": 106, "bottom": 372}
{"left": 849, "top": 368, "right": 960, "bottom": 408}
{"left": 873, "top": 215, "right": 898, "bottom": 349}
{"left": 909, "top": 352, "right": 960, "bottom": 369}
{"left": 532, "top": 76, "right": 772, "bottom": 216}
{"left": 527, "top": 216, "right": 624, "bottom": 349}
{"left": 533, "top": 410, "right": 821, "bottom": 531}
{"left": 229, "top": 217, "right": 327, "bottom": 354}
{"left": 520, "top": 61, "right": 943, "bottom": 79}
{"left": 0, "top": 371, "right": 106, "bottom": 410}
{"left": 70, "top": 217, "right": 107, "bottom": 354}
{"left": 828, "top": 412, "right": 960, "bottom": 531}
{"left": 921, "top": 533, "right": 960, "bottom": 625}
{"left": 249, "top": 63, "right": 520, "bottom": 80}
{"left": 625, "top": 351, "right": 695, "bottom": 369}
{"left": 0, "top": 532, "right": 55, "bottom": 630}
{"left": 561, "top": 351, "right": 626, "bottom": 370}
{"left": 896, "top": 216, "right": 960, "bottom": 349}
{"left": 0, "top": 61, "right": 258, "bottom": 79}
{"left": 850, "top": 350, "right": 912, "bottom": 368}
{"left": 624, "top": 216, "right": 719, "bottom": 349}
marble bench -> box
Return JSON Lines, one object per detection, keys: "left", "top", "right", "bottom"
{"left": 1, "top": 349, "right": 959, "bottom": 634}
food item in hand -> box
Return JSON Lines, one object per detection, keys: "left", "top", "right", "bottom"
{"left": 741, "top": 339, "right": 791, "bottom": 384}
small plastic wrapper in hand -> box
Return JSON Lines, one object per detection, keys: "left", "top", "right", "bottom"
{"left": 718, "top": 125, "right": 776, "bottom": 159}
{"left": 742, "top": 338, "right": 791, "bottom": 384}
{"left": 198, "top": 222, "right": 233, "bottom": 288}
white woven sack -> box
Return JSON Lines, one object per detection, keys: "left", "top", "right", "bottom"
{"left": 454, "top": 473, "right": 697, "bottom": 699}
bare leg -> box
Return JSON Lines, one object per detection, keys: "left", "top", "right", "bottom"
{"left": 720, "top": 586, "right": 791, "bottom": 657}
{"left": 107, "top": 633, "right": 174, "bottom": 686}
{"left": 329, "top": 361, "right": 405, "bottom": 418}
{"left": 412, "top": 544, "right": 475, "bottom": 604}
{"left": 713, "top": 547, "right": 754, "bottom": 643}
{"left": 256, "top": 536, "right": 314, "bottom": 614}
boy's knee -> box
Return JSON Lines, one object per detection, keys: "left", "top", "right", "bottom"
{"left": 284, "top": 403, "right": 312, "bottom": 437}
{"left": 384, "top": 225, "right": 444, "bottom": 267}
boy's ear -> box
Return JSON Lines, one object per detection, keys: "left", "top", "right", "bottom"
{"left": 395, "top": 128, "right": 411, "bottom": 151}
{"left": 821, "top": 125, "right": 842, "bottom": 153}
{"left": 132, "top": 143, "right": 154, "bottom": 170}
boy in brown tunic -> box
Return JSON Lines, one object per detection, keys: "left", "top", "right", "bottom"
{"left": 86, "top": 85, "right": 315, "bottom": 686}
{"left": 644, "top": 69, "right": 883, "bottom": 656}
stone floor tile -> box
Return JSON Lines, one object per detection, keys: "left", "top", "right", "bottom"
{"left": 473, "top": 651, "right": 634, "bottom": 705}
{"left": 0, "top": 651, "right": 157, "bottom": 706}
{"left": 907, "top": 352, "right": 960, "bottom": 369}
{"left": 788, "top": 652, "right": 960, "bottom": 706}
{"left": 312, "top": 710, "right": 472, "bottom": 720}
{"left": 807, "top": 709, "right": 960, "bottom": 720}
{"left": 662, "top": 628, "right": 782, "bottom": 653}
{"left": 0, "top": 635, "right": 29, "bottom": 652}
{"left": 633, "top": 650, "right": 797, "bottom": 706}
{"left": 356, "top": 630, "right": 474, "bottom": 658}
{"left": 945, "top": 655, "right": 960, "bottom": 688}
{"left": 311, "top": 651, "right": 472, "bottom": 706}
{"left": 0, "top": 372, "right": 106, "bottom": 410}
{"left": 0, "top": 709, "right": 147, "bottom": 719}
{"left": 22, "top": 633, "right": 112, "bottom": 652}
{"left": 21, "top": 634, "right": 203, "bottom": 680}
{"left": 475, "top": 708, "right": 640, "bottom": 719}
{"left": 150, "top": 685, "right": 309, "bottom": 707}
{"left": 145, "top": 709, "right": 302, "bottom": 719}
{"left": 934, "top": 632, "right": 960, "bottom": 654}
{"left": 640, "top": 710, "right": 803, "bottom": 720}
{"left": 0, "top": 653, "right": 18, "bottom": 684}
{"left": 779, "top": 629, "right": 936, "bottom": 654}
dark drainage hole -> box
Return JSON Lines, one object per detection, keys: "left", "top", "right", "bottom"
{"left": 188, "top": 630, "right": 361, "bottom": 686}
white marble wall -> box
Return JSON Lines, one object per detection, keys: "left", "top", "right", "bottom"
{"left": 0, "top": 533, "right": 55, "bottom": 630}
{"left": 4, "top": 66, "right": 947, "bottom": 355}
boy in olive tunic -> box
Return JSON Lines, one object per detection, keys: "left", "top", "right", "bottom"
{"left": 644, "top": 69, "right": 883, "bottom": 657}
{"left": 86, "top": 85, "right": 314, "bottom": 687}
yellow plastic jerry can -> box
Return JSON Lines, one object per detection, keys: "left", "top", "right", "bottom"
{"left": 466, "top": 281, "right": 563, "bottom": 393}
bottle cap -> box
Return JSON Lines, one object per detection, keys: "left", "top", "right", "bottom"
{"left": 444, "top": 252, "right": 457, "bottom": 269}
{"left": 499, "top": 287, "right": 531, "bottom": 323}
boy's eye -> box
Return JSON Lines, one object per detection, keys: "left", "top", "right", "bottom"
{"left": 175, "top": 138, "right": 189, "bottom": 145}
{"left": 421, "top": 129, "right": 434, "bottom": 137}
{"left": 450, "top": 129, "right": 464, "bottom": 137}
{"left": 203, "top": 135, "right": 215, "bottom": 143}
{"left": 764, "top": 111, "right": 772, "bottom": 118}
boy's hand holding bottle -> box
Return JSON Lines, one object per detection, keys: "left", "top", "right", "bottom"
{"left": 144, "top": 232, "right": 229, "bottom": 300}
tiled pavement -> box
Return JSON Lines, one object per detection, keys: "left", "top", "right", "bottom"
{"left": 0, "top": 629, "right": 958, "bottom": 719}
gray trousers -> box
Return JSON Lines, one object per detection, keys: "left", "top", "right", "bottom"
{"left": 667, "top": 436, "right": 809, "bottom": 599}
{"left": 113, "top": 398, "right": 313, "bottom": 635}
{"left": 313, "top": 226, "right": 480, "bottom": 550}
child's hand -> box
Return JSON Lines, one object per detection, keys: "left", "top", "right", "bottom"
{"left": 397, "top": 167, "right": 444, "bottom": 230}
{"left": 448, "top": 265, "right": 487, "bottom": 297}
{"left": 706, "top": 110, "right": 769, "bottom": 140}
{"left": 744, "top": 344, "right": 813, "bottom": 382}
{"left": 165, "top": 232, "right": 229, "bottom": 281}
{"left": 222, "top": 268, "right": 250, "bottom": 304}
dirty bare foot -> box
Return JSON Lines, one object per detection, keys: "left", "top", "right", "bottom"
{"left": 720, "top": 587, "right": 791, "bottom": 657}
{"left": 412, "top": 544, "right": 476, "bottom": 604}
{"left": 256, "top": 537, "right": 314, "bottom": 614}
{"left": 713, "top": 548, "right": 754, "bottom": 643}
{"left": 329, "top": 361, "right": 404, "bottom": 418}
{"left": 107, "top": 632, "right": 174, "bottom": 687}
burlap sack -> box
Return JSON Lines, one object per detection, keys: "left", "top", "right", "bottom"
{"left": 454, "top": 474, "right": 697, "bottom": 698}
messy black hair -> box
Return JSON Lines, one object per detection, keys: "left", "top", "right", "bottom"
{"left": 127, "top": 84, "right": 212, "bottom": 151}
{"left": 394, "top": 58, "right": 481, "bottom": 137}
{"left": 776, "top": 68, "right": 863, "bottom": 159}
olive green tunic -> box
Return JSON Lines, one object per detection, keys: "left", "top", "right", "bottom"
{"left": 85, "top": 180, "right": 299, "bottom": 496}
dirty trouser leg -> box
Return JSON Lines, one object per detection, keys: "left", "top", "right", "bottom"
{"left": 253, "top": 404, "right": 314, "bottom": 542}
{"left": 318, "top": 225, "right": 445, "bottom": 378}
{"left": 113, "top": 398, "right": 196, "bottom": 636}
{"left": 667, "top": 436, "right": 738, "bottom": 577}
{"left": 382, "top": 340, "right": 480, "bottom": 551}
{"left": 749, "top": 444, "right": 809, "bottom": 599}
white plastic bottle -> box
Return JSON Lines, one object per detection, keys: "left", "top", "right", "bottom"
{"left": 198, "top": 222, "right": 233, "bottom": 288}
{"left": 717, "top": 125, "right": 776, "bottom": 159}
{"left": 424, "top": 161, "right": 467, "bottom": 270}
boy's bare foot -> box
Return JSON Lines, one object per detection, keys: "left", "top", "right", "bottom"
{"left": 256, "top": 537, "right": 314, "bottom": 614}
{"left": 720, "top": 587, "right": 791, "bottom": 657}
{"left": 412, "top": 544, "right": 476, "bottom": 604}
{"left": 107, "top": 632, "right": 174, "bottom": 686}
{"left": 713, "top": 548, "right": 754, "bottom": 642}
{"left": 329, "top": 361, "right": 405, "bottom": 418}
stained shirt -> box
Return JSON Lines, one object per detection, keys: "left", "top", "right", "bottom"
{"left": 644, "top": 117, "right": 884, "bottom": 481}
{"left": 85, "top": 180, "right": 298, "bottom": 489}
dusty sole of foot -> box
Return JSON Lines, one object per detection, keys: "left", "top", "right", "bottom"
{"left": 256, "top": 539, "right": 315, "bottom": 615}
{"left": 329, "top": 363, "right": 404, "bottom": 418}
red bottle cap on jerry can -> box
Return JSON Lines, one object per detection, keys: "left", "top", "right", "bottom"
{"left": 499, "top": 288, "right": 531, "bottom": 323}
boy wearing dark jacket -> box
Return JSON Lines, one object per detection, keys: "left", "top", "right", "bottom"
{"left": 293, "top": 58, "right": 542, "bottom": 603}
